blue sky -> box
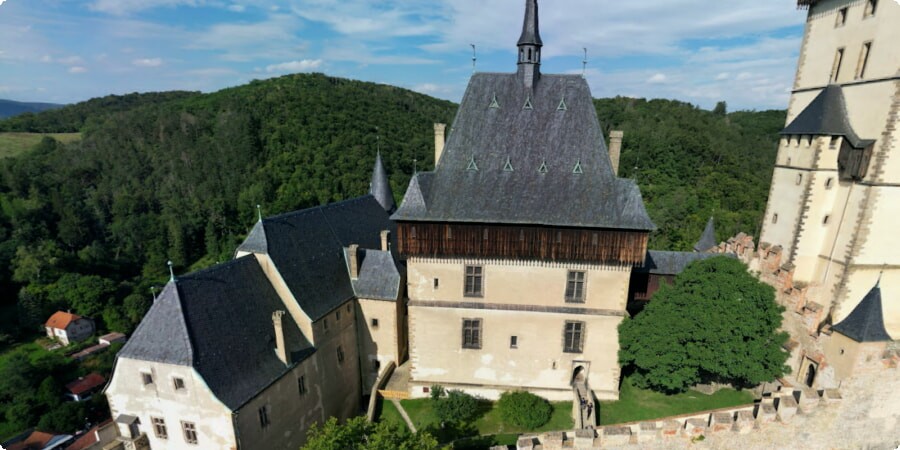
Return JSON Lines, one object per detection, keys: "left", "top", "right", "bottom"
{"left": 0, "top": 0, "right": 806, "bottom": 110}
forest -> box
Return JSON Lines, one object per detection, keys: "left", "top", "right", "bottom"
{"left": 0, "top": 74, "right": 783, "bottom": 436}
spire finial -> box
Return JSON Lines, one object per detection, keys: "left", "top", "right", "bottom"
{"left": 516, "top": 0, "right": 542, "bottom": 88}
{"left": 167, "top": 260, "right": 175, "bottom": 283}
{"left": 582, "top": 48, "right": 588, "bottom": 78}
{"left": 877, "top": 265, "right": 885, "bottom": 287}
{"left": 471, "top": 44, "right": 477, "bottom": 73}
{"left": 256, "top": 204, "right": 262, "bottom": 223}
{"left": 151, "top": 286, "right": 158, "bottom": 302}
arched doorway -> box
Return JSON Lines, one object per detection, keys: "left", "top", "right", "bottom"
{"left": 805, "top": 363, "right": 817, "bottom": 388}
{"left": 572, "top": 366, "right": 586, "bottom": 384}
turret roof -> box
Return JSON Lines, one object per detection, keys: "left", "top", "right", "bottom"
{"left": 833, "top": 282, "right": 893, "bottom": 342}
{"left": 781, "top": 85, "right": 874, "bottom": 149}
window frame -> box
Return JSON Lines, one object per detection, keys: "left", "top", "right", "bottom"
{"left": 173, "top": 377, "right": 186, "bottom": 391}
{"left": 371, "top": 318, "right": 379, "bottom": 328}
{"left": 151, "top": 417, "right": 168, "bottom": 440}
{"left": 298, "top": 375, "right": 307, "bottom": 395}
{"left": 863, "top": 0, "right": 878, "bottom": 18}
{"left": 141, "top": 372, "right": 153, "bottom": 386}
{"left": 337, "top": 345, "right": 345, "bottom": 364}
{"left": 464, "top": 265, "right": 484, "bottom": 298}
{"left": 835, "top": 7, "right": 848, "bottom": 27}
{"left": 831, "top": 47, "right": 845, "bottom": 83}
{"left": 563, "top": 321, "right": 585, "bottom": 354}
{"left": 856, "top": 41, "right": 872, "bottom": 80}
{"left": 462, "top": 318, "right": 483, "bottom": 350}
{"left": 510, "top": 335, "right": 518, "bottom": 349}
{"left": 181, "top": 421, "right": 198, "bottom": 445}
{"left": 564, "top": 270, "right": 587, "bottom": 303}
{"left": 258, "top": 405, "right": 271, "bottom": 429}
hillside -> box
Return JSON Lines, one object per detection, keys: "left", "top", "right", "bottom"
{"left": 0, "top": 99, "right": 63, "bottom": 119}
{"left": 0, "top": 74, "right": 782, "bottom": 341}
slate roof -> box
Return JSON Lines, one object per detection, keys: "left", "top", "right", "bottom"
{"left": 392, "top": 72, "right": 655, "bottom": 231}
{"left": 833, "top": 283, "right": 893, "bottom": 342}
{"left": 236, "top": 220, "right": 267, "bottom": 254}
{"left": 369, "top": 152, "right": 396, "bottom": 213}
{"left": 118, "top": 255, "right": 314, "bottom": 410}
{"left": 781, "top": 85, "right": 875, "bottom": 149}
{"left": 636, "top": 251, "right": 735, "bottom": 276}
{"left": 518, "top": 0, "right": 542, "bottom": 46}
{"left": 346, "top": 248, "right": 402, "bottom": 301}
{"left": 694, "top": 217, "right": 717, "bottom": 252}
{"left": 238, "top": 195, "right": 397, "bottom": 321}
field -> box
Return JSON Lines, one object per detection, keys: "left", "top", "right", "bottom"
{"left": 0, "top": 132, "right": 81, "bottom": 158}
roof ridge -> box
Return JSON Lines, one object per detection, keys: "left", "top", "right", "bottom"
{"left": 178, "top": 254, "right": 257, "bottom": 280}
{"left": 263, "top": 195, "right": 372, "bottom": 222}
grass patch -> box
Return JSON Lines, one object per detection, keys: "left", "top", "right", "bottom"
{"left": 396, "top": 398, "right": 573, "bottom": 444}
{"left": 599, "top": 377, "right": 754, "bottom": 425}
{"left": 373, "top": 398, "right": 407, "bottom": 429}
{"left": 0, "top": 132, "right": 81, "bottom": 158}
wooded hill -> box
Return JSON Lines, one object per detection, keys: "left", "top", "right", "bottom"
{"left": 0, "top": 73, "right": 783, "bottom": 344}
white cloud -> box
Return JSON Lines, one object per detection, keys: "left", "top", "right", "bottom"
{"left": 265, "top": 59, "right": 322, "bottom": 73}
{"left": 133, "top": 58, "right": 163, "bottom": 67}
{"left": 227, "top": 4, "right": 245, "bottom": 12}
{"left": 69, "top": 66, "right": 88, "bottom": 74}
{"left": 189, "top": 14, "right": 306, "bottom": 62}
{"left": 56, "top": 55, "right": 84, "bottom": 66}
{"left": 90, "top": 0, "right": 205, "bottom": 15}
{"left": 187, "top": 67, "right": 238, "bottom": 77}
{"left": 647, "top": 73, "right": 668, "bottom": 84}
{"left": 715, "top": 72, "right": 730, "bottom": 81}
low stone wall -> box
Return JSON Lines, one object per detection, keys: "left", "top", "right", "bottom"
{"left": 510, "top": 387, "right": 841, "bottom": 449}
{"left": 365, "top": 361, "right": 397, "bottom": 422}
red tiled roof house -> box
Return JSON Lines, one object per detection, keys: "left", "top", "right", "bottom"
{"left": 44, "top": 311, "right": 95, "bottom": 346}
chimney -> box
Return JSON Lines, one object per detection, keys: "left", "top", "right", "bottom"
{"left": 349, "top": 244, "right": 360, "bottom": 279}
{"left": 434, "top": 123, "right": 447, "bottom": 166}
{"left": 608, "top": 130, "right": 624, "bottom": 176}
{"left": 272, "top": 311, "right": 289, "bottom": 365}
{"left": 380, "top": 230, "right": 390, "bottom": 252}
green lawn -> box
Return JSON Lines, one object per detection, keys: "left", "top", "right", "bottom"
{"left": 395, "top": 398, "right": 573, "bottom": 445}
{"left": 373, "top": 398, "right": 406, "bottom": 429}
{"left": 0, "top": 132, "right": 81, "bottom": 158}
{"left": 599, "top": 377, "right": 755, "bottom": 425}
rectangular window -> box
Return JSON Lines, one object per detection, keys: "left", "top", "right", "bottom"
{"left": 464, "top": 266, "right": 483, "bottom": 297}
{"left": 462, "top": 319, "right": 482, "bottom": 349}
{"left": 831, "top": 48, "right": 845, "bottom": 82}
{"left": 173, "top": 377, "right": 185, "bottom": 391}
{"left": 864, "top": 0, "right": 877, "bottom": 17}
{"left": 796, "top": 173, "right": 803, "bottom": 185}
{"left": 564, "top": 321, "right": 585, "bottom": 353}
{"left": 772, "top": 213, "right": 779, "bottom": 224}
{"left": 258, "top": 405, "right": 270, "bottom": 429}
{"left": 434, "top": 278, "right": 440, "bottom": 289}
{"left": 826, "top": 178, "right": 834, "bottom": 189}
{"left": 336, "top": 310, "right": 341, "bottom": 321}
{"left": 510, "top": 336, "right": 518, "bottom": 349}
{"left": 373, "top": 359, "right": 381, "bottom": 372}
{"left": 565, "top": 271, "right": 586, "bottom": 303}
{"left": 181, "top": 422, "right": 198, "bottom": 445}
{"left": 323, "top": 318, "right": 328, "bottom": 331}
{"left": 298, "top": 376, "right": 307, "bottom": 395}
{"left": 141, "top": 372, "right": 153, "bottom": 385}
{"left": 856, "top": 42, "right": 872, "bottom": 79}
{"left": 371, "top": 318, "right": 379, "bottom": 327}
{"left": 823, "top": 215, "right": 831, "bottom": 225}
{"left": 337, "top": 345, "right": 345, "bottom": 364}
{"left": 152, "top": 417, "right": 168, "bottom": 440}
{"left": 835, "top": 7, "right": 848, "bottom": 27}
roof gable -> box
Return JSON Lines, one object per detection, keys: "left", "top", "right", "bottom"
{"left": 347, "top": 248, "right": 402, "bottom": 301}
{"left": 45, "top": 311, "right": 84, "bottom": 330}
{"left": 119, "top": 282, "right": 194, "bottom": 366}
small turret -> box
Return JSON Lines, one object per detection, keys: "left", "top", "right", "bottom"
{"left": 369, "top": 152, "right": 396, "bottom": 213}
{"left": 517, "top": 0, "right": 542, "bottom": 89}
{"left": 694, "top": 217, "right": 717, "bottom": 253}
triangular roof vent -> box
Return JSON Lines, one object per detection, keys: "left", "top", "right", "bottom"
{"left": 466, "top": 156, "right": 479, "bottom": 171}
{"left": 490, "top": 94, "right": 500, "bottom": 109}
{"left": 558, "top": 97, "right": 568, "bottom": 111}
{"left": 538, "top": 160, "right": 548, "bottom": 174}
{"left": 573, "top": 160, "right": 583, "bottom": 174}
{"left": 523, "top": 96, "right": 533, "bottom": 110}
{"left": 503, "top": 157, "right": 514, "bottom": 172}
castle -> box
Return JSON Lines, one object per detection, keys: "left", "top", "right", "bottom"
{"left": 102, "top": 0, "right": 898, "bottom": 448}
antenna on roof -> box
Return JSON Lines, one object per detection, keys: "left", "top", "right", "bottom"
{"left": 582, "top": 48, "right": 588, "bottom": 79}
{"left": 150, "top": 286, "right": 158, "bottom": 303}
{"left": 167, "top": 260, "right": 176, "bottom": 283}
{"left": 413, "top": 158, "right": 418, "bottom": 174}
{"left": 256, "top": 204, "right": 263, "bottom": 223}
{"left": 877, "top": 264, "right": 885, "bottom": 287}
{"left": 471, "top": 44, "right": 477, "bottom": 73}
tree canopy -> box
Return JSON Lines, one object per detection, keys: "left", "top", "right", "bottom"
{"left": 619, "top": 256, "right": 789, "bottom": 393}
{"left": 301, "top": 416, "right": 440, "bottom": 450}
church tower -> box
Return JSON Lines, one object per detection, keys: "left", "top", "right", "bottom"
{"left": 759, "top": 0, "right": 899, "bottom": 337}
{"left": 517, "top": 0, "right": 542, "bottom": 89}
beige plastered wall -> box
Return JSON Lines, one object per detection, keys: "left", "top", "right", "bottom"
{"left": 356, "top": 298, "right": 404, "bottom": 393}
{"left": 407, "top": 257, "right": 629, "bottom": 401}
{"left": 106, "top": 358, "right": 236, "bottom": 450}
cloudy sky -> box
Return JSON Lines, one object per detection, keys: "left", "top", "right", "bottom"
{"left": 0, "top": 0, "right": 807, "bottom": 110}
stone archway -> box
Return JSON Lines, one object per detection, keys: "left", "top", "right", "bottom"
{"left": 572, "top": 365, "right": 586, "bottom": 384}
{"left": 805, "top": 363, "right": 817, "bottom": 388}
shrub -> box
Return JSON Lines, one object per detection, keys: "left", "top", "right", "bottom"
{"left": 497, "top": 391, "right": 552, "bottom": 429}
{"left": 432, "top": 389, "right": 479, "bottom": 425}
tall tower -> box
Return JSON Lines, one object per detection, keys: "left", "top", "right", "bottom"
{"left": 759, "top": 0, "right": 899, "bottom": 335}
{"left": 392, "top": 0, "right": 654, "bottom": 401}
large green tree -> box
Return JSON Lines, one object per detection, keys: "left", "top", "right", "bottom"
{"left": 301, "top": 416, "right": 440, "bottom": 450}
{"left": 619, "top": 256, "right": 789, "bottom": 393}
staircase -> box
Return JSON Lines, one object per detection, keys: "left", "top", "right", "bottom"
{"left": 573, "top": 380, "right": 597, "bottom": 429}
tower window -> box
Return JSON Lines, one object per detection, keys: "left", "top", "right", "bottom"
{"left": 298, "top": 375, "right": 307, "bottom": 395}
{"left": 152, "top": 418, "right": 168, "bottom": 440}
{"left": 173, "top": 377, "right": 185, "bottom": 391}
{"left": 337, "top": 345, "right": 345, "bottom": 364}
{"left": 831, "top": 48, "right": 845, "bottom": 82}
{"left": 372, "top": 318, "right": 379, "bottom": 327}
{"left": 864, "top": 0, "right": 877, "bottom": 18}
{"left": 773, "top": 213, "right": 779, "bottom": 224}
{"left": 565, "top": 271, "right": 586, "bottom": 303}
{"left": 434, "top": 278, "right": 440, "bottom": 289}
{"left": 823, "top": 215, "right": 831, "bottom": 225}
{"left": 856, "top": 42, "right": 872, "bottom": 79}
{"left": 563, "top": 321, "right": 585, "bottom": 353}
{"left": 510, "top": 336, "right": 518, "bottom": 349}
{"left": 141, "top": 372, "right": 153, "bottom": 385}
{"left": 797, "top": 174, "right": 803, "bottom": 185}
{"left": 181, "top": 422, "right": 198, "bottom": 445}
{"left": 462, "top": 319, "right": 482, "bottom": 349}
{"left": 826, "top": 178, "right": 834, "bottom": 189}
{"left": 258, "top": 405, "right": 271, "bottom": 429}
{"left": 835, "top": 7, "right": 848, "bottom": 27}
{"left": 464, "top": 266, "right": 484, "bottom": 297}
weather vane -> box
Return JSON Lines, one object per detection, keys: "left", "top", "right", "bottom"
{"left": 582, "top": 48, "right": 588, "bottom": 78}
{"left": 471, "top": 44, "right": 477, "bottom": 73}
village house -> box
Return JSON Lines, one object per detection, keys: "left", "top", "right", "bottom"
{"left": 44, "top": 311, "right": 95, "bottom": 346}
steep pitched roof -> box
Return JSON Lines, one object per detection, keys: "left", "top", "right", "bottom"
{"left": 781, "top": 85, "right": 875, "bottom": 149}
{"left": 236, "top": 220, "right": 267, "bottom": 254}
{"left": 369, "top": 152, "right": 396, "bottom": 213}
{"left": 119, "top": 255, "right": 314, "bottom": 410}
{"left": 238, "top": 195, "right": 397, "bottom": 321}
{"left": 393, "top": 73, "right": 655, "bottom": 231}
{"left": 694, "top": 217, "right": 717, "bottom": 252}
{"left": 833, "top": 283, "right": 893, "bottom": 342}
{"left": 44, "top": 311, "right": 85, "bottom": 330}
{"left": 517, "top": 0, "right": 543, "bottom": 46}
{"left": 636, "top": 251, "right": 735, "bottom": 276}
{"left": 346, "top": 248, "right": 402, "bottom": 301}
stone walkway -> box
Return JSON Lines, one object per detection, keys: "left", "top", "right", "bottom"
{"left": 391, "top": 399, "right": 417, "bottom": 433}
{"left": 574, "top": 382, "right": 596, "bottom": 429}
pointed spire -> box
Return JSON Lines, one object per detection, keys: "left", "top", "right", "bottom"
{"left": 516, "top": 0, "right": 542, "bottom": 88}
{"left": 832, "top": 281, "right": 892, "bottom": 342}
{"left": 694, "top": 217, "right": 717, "bottom": 252}
{"left": 517, "top": 0, "right": 543, "bottom": 46}
{"left": 167, "top": 260, "right": 176, "bottom": 283}
{"left": 256, "top": 204, "right": 263, "bottom": 223}
{"left": 369, "top": 151, "right": 396, "bottom": 213}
